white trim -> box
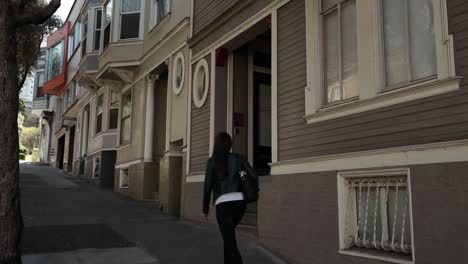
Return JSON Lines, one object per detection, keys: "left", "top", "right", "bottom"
{"left": 163, "top": 150, "right": 184, "bottom": 158}
{"left": 271, "top": 9, "right": 278, "bottom": 163}
{"left": 189, "top": 0, "right": 194, "bottom": 37}
{"left": 190, "top": 0, "right": 291, "bottom": 62}
{"left": 172, "top": 51, "right": 185, "bottom": 95}
{"left": 227, "top": 53, "right": 234, "bottom": 136}
{"left": 115, "top": 158, "right": 143, "bottom": 168}
{"left": 165, "top": 56, "right": 173, "bottom": 152}
{"left": 271, "top": 139, "right": 468, "bottom": 175}
{"left": 209, "top": 51, "right": 216, "bottom": 156}
{"left": 186, "top": 48, "right": 193, "bottom": 175}
{"left": 337, "top": 168, "right": 415, "bottom": 264}
{"left": 192, "top": 58, "right": 209, "bottom": 108}
{"left": 186, "top": 174, "right": 204, "bottom": 183}
{"left": 305, "top": 77, "right": 461, "bottom": 124}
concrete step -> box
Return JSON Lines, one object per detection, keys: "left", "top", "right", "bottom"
{"left": 139, "top": 199, "right": 160, "bottom": 209}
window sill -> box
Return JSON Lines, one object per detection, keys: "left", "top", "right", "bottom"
{"left": 305, "top": 77, "right": 462, "bottom": 124}
{"left": 339, "top": 249, "right": 413, "bottom": 264}
{"left": 119, "top": 186, "right": 129, "bottom": 189}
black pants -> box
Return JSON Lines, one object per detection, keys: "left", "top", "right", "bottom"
{"left": 216, "top": 200, "right": 246, "bottom": 264}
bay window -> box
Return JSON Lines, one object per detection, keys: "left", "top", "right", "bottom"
{"left": 103, "top": 0, "right": 113, "bottom": 49}
{"left": 120, "top": 0, "right": 141, "bottom": 39}
{"left": 305, "top": 0, "right": 459, "bottom": 124}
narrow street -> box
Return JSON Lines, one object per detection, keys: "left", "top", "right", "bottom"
{"left": 20, "top": 164, "right": 285, "bottom": 264}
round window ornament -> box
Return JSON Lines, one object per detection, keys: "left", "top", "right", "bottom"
{"left": 193, "top": 59, "right": 209, "bottom": 108}
{"left": 172, "top": 52, "right": 185, "bottom": 95}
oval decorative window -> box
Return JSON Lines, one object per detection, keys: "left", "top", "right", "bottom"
{"left": 172, "top": 52, "right": 185, "bottom": 95}
{"left": 193, "top": 59, "right": 209, "bottom": 108}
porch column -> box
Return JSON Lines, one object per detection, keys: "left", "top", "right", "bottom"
{"left": 144, "top": 74, "right": 157, "bottom": 162}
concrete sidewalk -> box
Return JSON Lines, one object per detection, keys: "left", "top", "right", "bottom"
{"left": 20, "top": 164, "right": 287, "bottom": 264}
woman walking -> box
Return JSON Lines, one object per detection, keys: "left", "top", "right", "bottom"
{"left": 203, "top": 132, "right": 258, "bottom": 264}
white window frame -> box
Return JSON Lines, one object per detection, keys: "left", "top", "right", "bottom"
{"left": 118, "top": 0, "right": 141, "bottom": 40}
{"left": 193, "top": 58, "right": 209, "bottom": 108}
{"left": 305, "top": 0, "right": 459, "bottom": 124}
{"left": 149, "top": 0, "right": 171, "bottom": 30}
{"left": 337, "top": 168, "right": 415, "bottom": 264}
{"left": 172, "top": 51, "right": 185, "bottom": 95}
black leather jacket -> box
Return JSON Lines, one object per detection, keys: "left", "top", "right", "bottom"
{"left": 203, "top": 153, "right": 258, "bottom": 214}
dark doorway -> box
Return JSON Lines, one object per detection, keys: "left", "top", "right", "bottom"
{"left": 57, "top": 135, "right": 65, "bottom": 169}
{"left": 67, "top": 126, "right": 75, "bottom": 172}
{"left": 253, "top": 71, "right": 271, "bottom": 176}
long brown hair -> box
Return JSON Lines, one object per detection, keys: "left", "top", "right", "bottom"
{"left": 212, "top": 132, "right": 232, "bottom": 180}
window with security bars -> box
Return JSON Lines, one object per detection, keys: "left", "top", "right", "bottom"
{"left": 339, "top": 172, "right": 413, "bottom": 260}
{"left": 321, "top": 0, "right": 359, "bottom": 104}
{"left": 382, "top": 0, "right": 437, "bottom": 89}
{"left": 120, "top": 0, "right": 140, "bottom": 39}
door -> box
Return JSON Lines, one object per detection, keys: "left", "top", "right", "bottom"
{"left": 253, "top": 72, "right": 271, "bottom": 176}
{"left": 57, "top": 135, "right": 65, "bottom": 169}
{"left": 67, "top": 126, "right": 75, "bottom": 172}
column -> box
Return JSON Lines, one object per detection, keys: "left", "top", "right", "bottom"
{"left": 144, "top": 74, "right": 157, "bottom": 162}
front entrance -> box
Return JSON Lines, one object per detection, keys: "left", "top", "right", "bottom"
{"left": 67, "top": 126, "right": 75, "bottom": 172}
{"left": 228, "top": 28, "right": 272, "bottom": 229}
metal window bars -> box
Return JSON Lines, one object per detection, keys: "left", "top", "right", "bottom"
{"left": 344, "top": 176, "right": 412, "bottom": 254}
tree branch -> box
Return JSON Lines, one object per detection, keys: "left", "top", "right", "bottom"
{"left": 17, "top": 0, "right": 30, "bottom": 13}
{"left": 15, "top": 0, "right": 61, "bottom": 26}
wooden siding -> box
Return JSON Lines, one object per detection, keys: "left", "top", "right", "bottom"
{"left": 193, "top": 0, "right": 239, "bottom": 36}
{"left": 277, "top": 0, "right": 468, "bottom": 162}
{"left": 191, "top": 0, "right": 274, "bottom": 56}
{"left": 189, "top": 56, "right": 211, "bottom": 173}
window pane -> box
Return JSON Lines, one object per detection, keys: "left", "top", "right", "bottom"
{"left": 94, "top": 31, "right": 101, "bottom": 50}
{"left": 38, "top": 73, "right": 45, "bottom": 86}
{"left": 408, "top": 0, "right": 436, "bottom": 80}
{"left": 96, "top": 113, "right": 102, "bottom": 134}
{"left": 383, "top": 0, "right": 409, "bottom": 86}
{"left": 120, "top": 13, "right": 140, "bottom": 39}
{"left": 96, "top": 10, "right": 102, "bottom": 30}
{"left": 105, "top": 0, "right": 113, "bottom": 24}
{"left": 109, "top": 108, "right": 119, "bottom": 129}
{"left": 103, "top": 24, "right": 111, "bottom": 48}
{"left": 121, "top": 0, "right": 140, "bottom": 12}
{"left": 110, "top": 90, "right": 119, "bottom": 108}
{"left": 121, "top": 117, "right": 131, "bottom": 143}
{"left": 122, "top": 92, "right": 132, "bottom": 117}
{"left": 97, "top": 95, "right": 103, "bottom": 113}
{"left": 323, "top": 10, "right": 340, "bottom": 103}
{"left": 340, "top": 0, "right": 358, "bottom": 100}
{"left": 48, "top": 41, "right": 64, "bottom": 80}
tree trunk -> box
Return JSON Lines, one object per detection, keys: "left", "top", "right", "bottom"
{"left": 0, "top": 0, "right": 23, "bottom": 263}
